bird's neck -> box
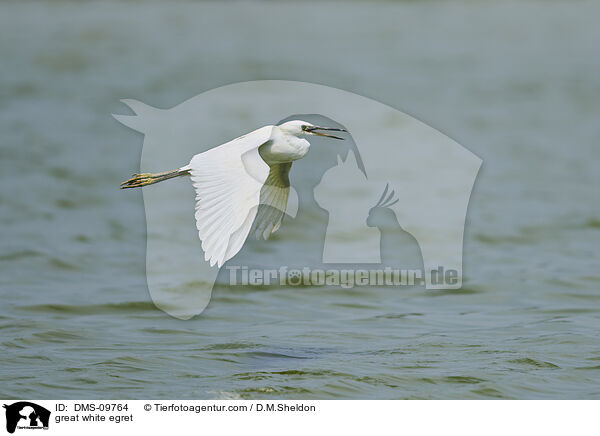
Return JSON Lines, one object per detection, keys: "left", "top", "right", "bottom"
{"left": 285, "top": 135, "right": 311, "bottom": 159}
{"left": 260, "top": 129, "right": 310, "bottom": 165}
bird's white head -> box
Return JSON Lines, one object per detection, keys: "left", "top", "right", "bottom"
{"left": 278, "top": 120, "right": 347, "bottom": 140}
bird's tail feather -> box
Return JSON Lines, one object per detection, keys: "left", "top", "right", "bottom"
{"left": 120, "top": 169, "right": 190, "bottom": 189}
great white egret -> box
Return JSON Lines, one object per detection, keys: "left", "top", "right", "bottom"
{"left": 121, "top": 120, "right": 346, "bottom": 267}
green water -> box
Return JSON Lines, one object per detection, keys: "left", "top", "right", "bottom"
{"left": 1, "top": 1, "right": 599, "bottom": 399}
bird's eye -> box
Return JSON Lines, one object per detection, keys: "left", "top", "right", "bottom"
{"left": 301, "top": 125, "right": 308, "bottom": 131}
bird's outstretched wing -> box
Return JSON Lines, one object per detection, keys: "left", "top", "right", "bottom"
{"left": 251, "top": 162, "right": 292, "bottom": 240}
{"left": 184, "top": 126, "right": 273, "bottom": 267}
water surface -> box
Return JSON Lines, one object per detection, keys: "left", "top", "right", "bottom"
{"left": 1, "top": 1, "right": 599, "bottom": 399}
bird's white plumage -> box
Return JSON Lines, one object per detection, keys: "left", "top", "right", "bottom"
{"left": 121, "top": 119, "right": 346, "bottom": 268}
{"left": 183, "top": 125, "right": 291, "bottom": 267}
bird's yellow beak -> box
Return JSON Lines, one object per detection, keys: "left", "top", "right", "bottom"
{"left": 304, "top": 126, "right": 347, "bottom": 140}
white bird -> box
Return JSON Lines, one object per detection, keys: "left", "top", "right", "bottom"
{"left": 121, "top": 120, "right": 346, "bottom": 267}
